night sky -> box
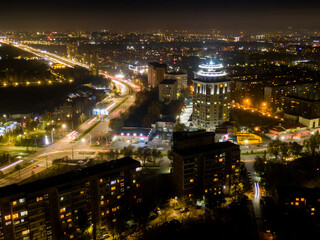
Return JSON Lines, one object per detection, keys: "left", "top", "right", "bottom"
{"left": 1, "top": 0, "right": 320, "bottom": 32}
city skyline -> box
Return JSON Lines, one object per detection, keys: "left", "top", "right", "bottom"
{"left": 1, "top": 0, "right": 320, "bottom": 32}
{"left": 0, "top": 1, "right": 320, "bottom": 239}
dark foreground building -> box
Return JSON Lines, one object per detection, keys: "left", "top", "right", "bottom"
{"left": 0, "top": 157, "right": 141, "bottom": 240}
{"left": 172, "top": 130, "right": 240, "bottom": 199}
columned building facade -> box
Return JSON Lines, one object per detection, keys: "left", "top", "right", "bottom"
{"left": 192, "top": 61, "right": 230, "bottom": 131}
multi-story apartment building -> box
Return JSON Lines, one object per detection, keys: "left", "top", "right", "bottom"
{"left": 164, "top": 71, "right": 188, "bottom": 89}
{"left": 0, "top": 157, "right": 141, "bottom": 240}
{"left": 192, "top": 60, "right": 231, "bottom": 131}
{"left": 158, "top": 79, "right": 178, "bottom": 102}
{"left": 147, "top": 62, "right": 166, "bottom": 88}
{"left": 172, "top": 130, "right": 240, "bottom": 199}
{"left": 264, "top": 82, "right": 320, "bottom": 127}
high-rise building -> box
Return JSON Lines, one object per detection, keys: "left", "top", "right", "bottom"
{"left": 147, "top": 62, "right": 166, "bottom": 88}
{"left": 172, "top": 130, "right": 240, "bottom": 198}
{"left": 192, "top": 60, "right": 231, "bottom": 131}
{"left": 0, "top": 157, "right": 142, "bottom": 239}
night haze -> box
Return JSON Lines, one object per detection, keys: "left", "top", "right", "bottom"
{"left": 0, "top": 0, "right": 320, "bottom": 32}
{"left": 1, "top": 1, "right": 320, "bottom": 240}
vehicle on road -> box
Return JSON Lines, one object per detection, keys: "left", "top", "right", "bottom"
{"left": 33, "top": 164, "right": 39, "bottom": 169}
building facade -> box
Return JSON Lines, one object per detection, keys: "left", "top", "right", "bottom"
{"left": 164, "top": 72, "right": 188, "bottom": 89}
{"left": 172, "top": 131, "right": 240, "bottom": 199}
{"left": 0, "top": 158, "right": 141, "bottom": 240}
{"left": 158, "top": 79, "right": 178, "bottom": 102}
{"left": 147, "top": 62, "right": 166, "bottom": 88}
{"left": 192, "top": 61, "right": 231, "bottom": 131}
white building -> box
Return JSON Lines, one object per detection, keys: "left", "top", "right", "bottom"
{"left": 192, "top": 60, "right": 231, "bottom": 131}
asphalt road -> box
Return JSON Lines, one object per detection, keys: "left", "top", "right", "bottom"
{"left": 0, "top": 80, "right": 137, "bottom": 187}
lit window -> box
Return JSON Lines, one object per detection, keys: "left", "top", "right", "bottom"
{"left": 12, "top": 213, "right": 18, "bottom": 219}
{"left": 190, "top": 179, "right": 194, "bottom": 183}
{"left": 20, "top": 211, "right": 28, "bottom": 217}
{"left": 101, "top": 201, "right": 104, "bottom": 205}
{"left": 36, "top": 196, "right": 43, "bottom": 202}
{"left": 12, "top": 201, "right": 17, "bottom": 206}
{"left": 4, "top": 215, "right": 11, "bottom": 221}
{"left": 60, "top": 208, "right": 66, "bottom": 213}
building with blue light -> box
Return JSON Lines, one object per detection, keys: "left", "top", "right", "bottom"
{"left": 192, "top": 60, "right": 230, "bottom": 131}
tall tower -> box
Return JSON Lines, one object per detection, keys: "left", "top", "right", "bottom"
{"left": 148, "top": 62, "right": 166, "bottom": 88}
{"left": 192, "top": 60, "right": 230, "bottom": 131}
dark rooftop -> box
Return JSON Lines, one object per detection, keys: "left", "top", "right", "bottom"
{"left": 115, "top": 127, "right": 152, "bottom": 136}
{"left": 148, "top": 62, "right": 167, "bottom": 68}
{"left": 0, "top": 157, "right": 140, "bottom": 198}
{"left": 174, "top": 140, "right": 239, "bottom": 157}
{"left": 159, "top": 79, "right": 177, "bottom": 85}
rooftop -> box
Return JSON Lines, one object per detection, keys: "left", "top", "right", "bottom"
{"left": 159, "top": 79, "right": 177, "bottom": 85}
{"left": 0, "top": 157, "right": 140, "bottom": 198}
{"left": 115, "top": 127, "right": 152, "bottom": 136}
{"left": 148, "top": 62, "right": 167, "bottom": 68}
{"left": 174, "top": 141, "right": 239, "bottom": 157}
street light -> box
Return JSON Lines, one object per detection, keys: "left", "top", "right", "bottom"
{"left": 244, "top": 139, "right": 248, "bottom": 148}
{"left": 51, "top": 128, "right": 55, "bottom": 143}
{"left": 244, "top": 98, "right": 250, "bottom": 108}
{"left": 19, "top": 134, "right": 22, "bottom": 146}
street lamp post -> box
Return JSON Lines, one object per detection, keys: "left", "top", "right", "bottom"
{"left": 51, "top": 128, "right": 55, "bottom": 143}
{"left": 244, "top": 139, "right": 249, "bottom": 148}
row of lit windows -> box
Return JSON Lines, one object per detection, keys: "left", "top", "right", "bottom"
{"left": 4, "top": 210, "right": 28, "bottom": 221}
